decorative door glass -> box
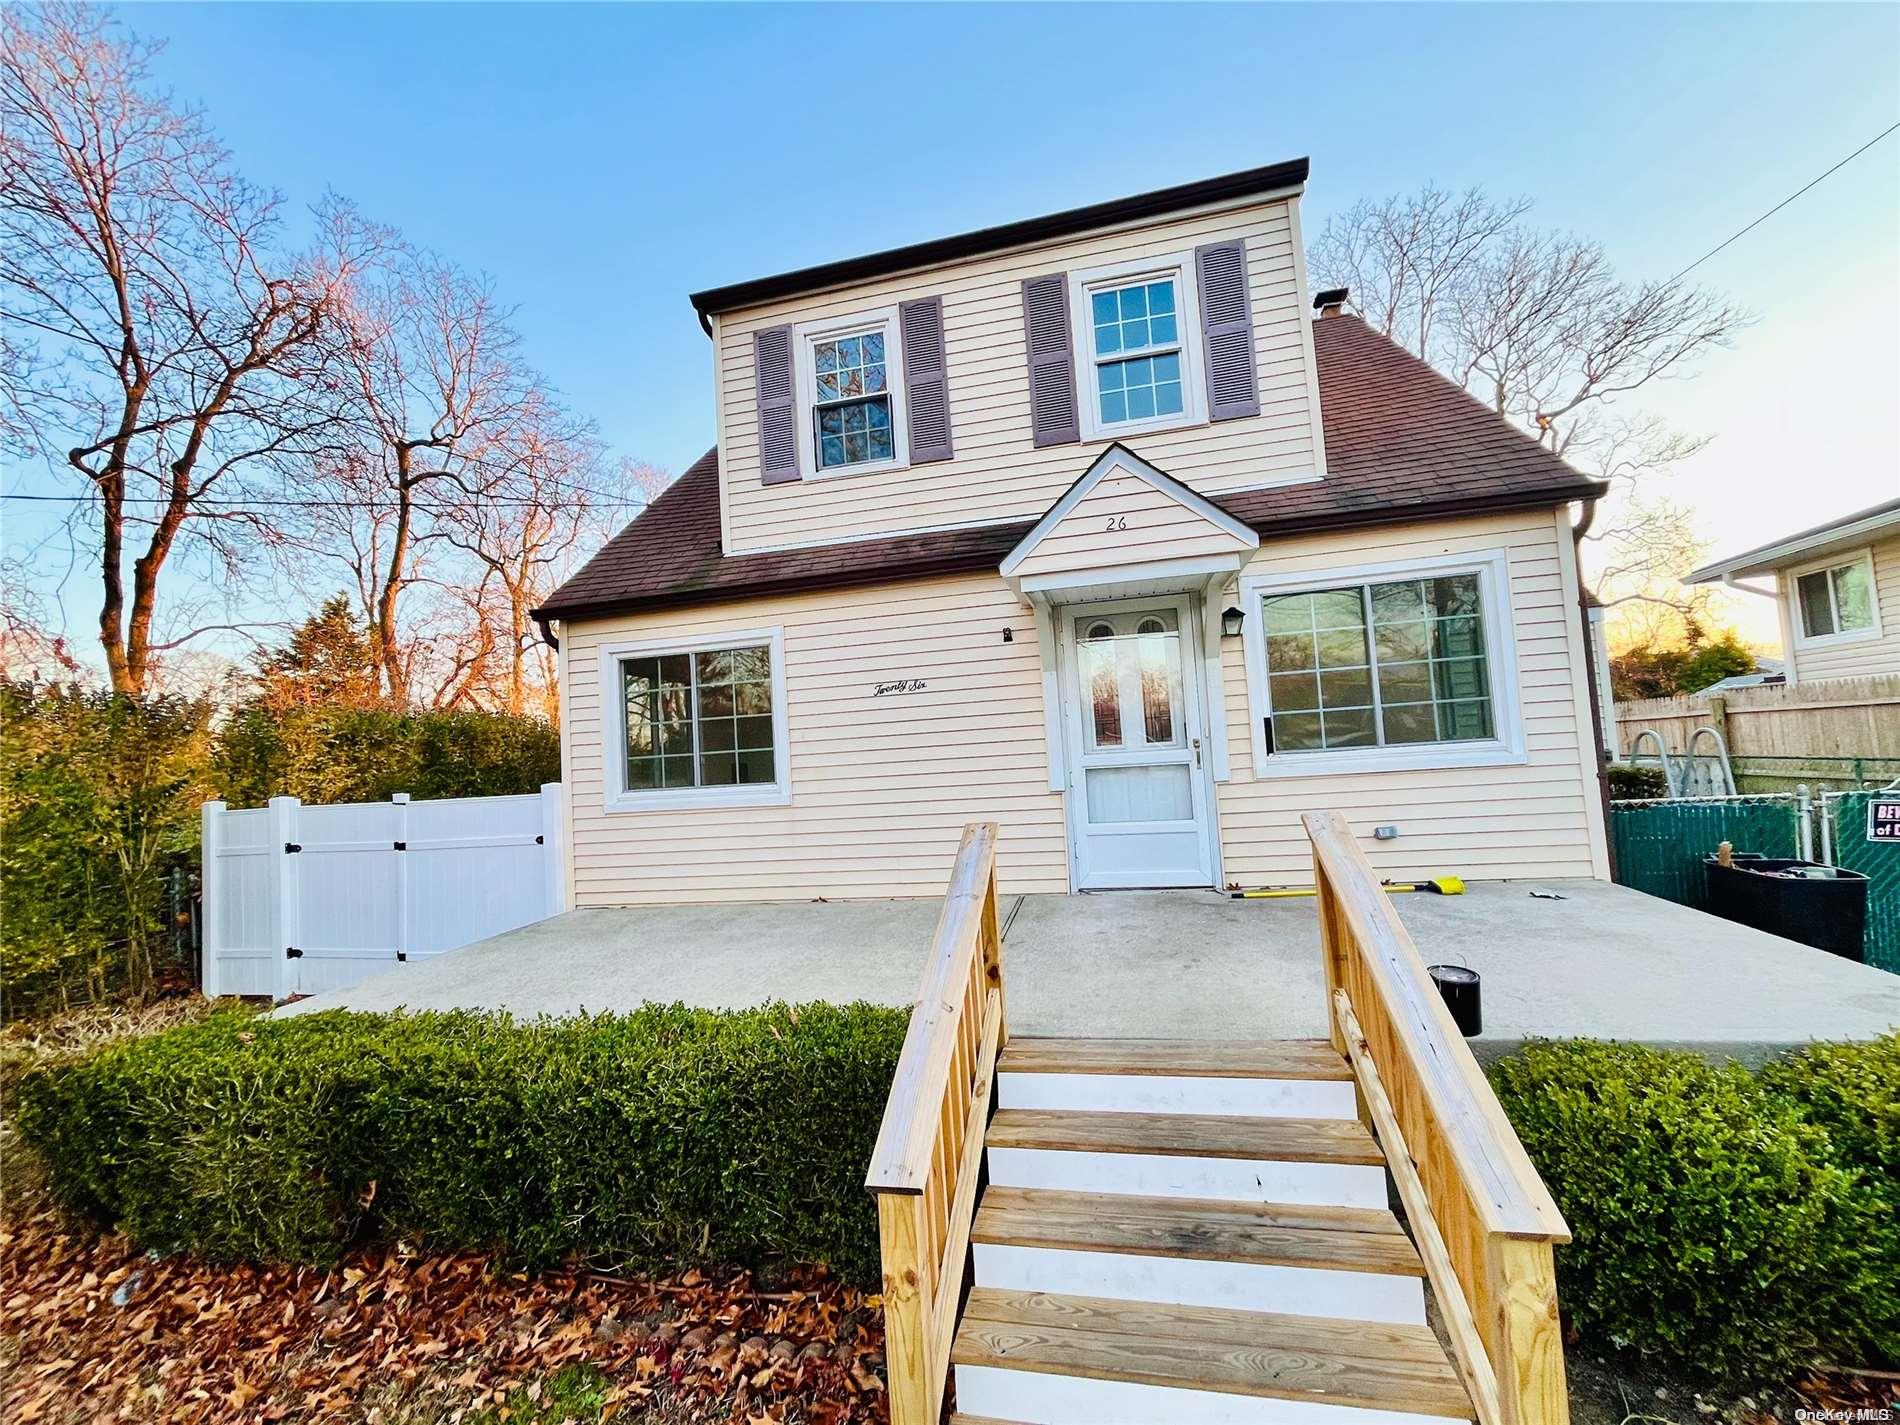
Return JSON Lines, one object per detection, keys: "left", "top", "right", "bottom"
{"left": 1074, "top": 608, "right": 1192, "bottom": 825}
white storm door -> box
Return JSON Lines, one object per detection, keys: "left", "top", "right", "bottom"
{"left": 1060, "top": 597, "right": 1216, "bottom": 890}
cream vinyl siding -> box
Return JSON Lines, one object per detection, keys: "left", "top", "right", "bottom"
{"left": 1781, "top": 535, "right": 1900, "bottom": 683}
{"left": 1215, "top": 509, "right": 1608, "bottom": 885}
{"left": 561, "top": 574, "right": 1068, "bottom": 905}
{"left": 716, "top": 196, "right": 1323, "bottom": 554}
{"left": 1009, "top": 468, "right": 1253, "bottom": 579}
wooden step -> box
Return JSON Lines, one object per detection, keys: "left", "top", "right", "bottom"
{"left": 973, "top": 1187, "right": 1419, "bottom": 1272}
{"left": 999, "top": 1037, "right": 1352, "bottom": 1080}
{"left": 970, "top": 1186, "right": 1427, "bottom": 1323}
{"left": 951, "top": 1288, "right": 1473, "bottom": 1421}
{"left": 986, "top": 1110, "right": 1383, "bottom": 1165}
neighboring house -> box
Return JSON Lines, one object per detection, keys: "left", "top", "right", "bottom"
{"left": 535, "top": 159, "right": 1612, "bottom": 903}
{"left": 1685, "top": 498, "right": 1900, "bottom": 684}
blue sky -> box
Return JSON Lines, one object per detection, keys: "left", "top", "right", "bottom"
{"left": 10, "top": 2, "right": 1899, "bottom": 649}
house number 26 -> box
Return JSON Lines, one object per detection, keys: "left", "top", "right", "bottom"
{"left": 1104, "top": 515, "right": 1128, "bottom": 532}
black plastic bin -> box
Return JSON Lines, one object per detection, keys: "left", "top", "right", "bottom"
{"left": 1703, "top": 855, "right": 1869, "bottom": 961}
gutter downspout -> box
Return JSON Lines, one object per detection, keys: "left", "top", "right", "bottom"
{"left": 1571, "top": 498, "right": 1617, "bottom": 879}
{"left": 532, "top": 612, "right": 559, "bottom": 652}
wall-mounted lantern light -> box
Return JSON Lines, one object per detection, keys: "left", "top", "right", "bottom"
{"left": 1220, "top": 606, "right": 1246, "bottom": 639}
{"left": 1001, "top": 627, "right": 1014, "bottom": 643}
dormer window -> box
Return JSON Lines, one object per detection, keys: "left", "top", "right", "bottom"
{"left": 813, "top": 331, "right": 894, "bottom": 469}
{"left": 1067, "top": 254, "right": 1208, "bottom": 441}
{"left": 1090, "top": 278, "right": 1184, "bottom": 425}
{"left": 792, "top": 307, "right": 910, "bottom": 479}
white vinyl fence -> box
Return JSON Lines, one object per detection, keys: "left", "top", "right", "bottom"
{"left": 201, "top": 784, "right": 566, "bottom": 998}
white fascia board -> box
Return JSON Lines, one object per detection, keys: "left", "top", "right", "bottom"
{"left": 1684, "top": 502, "right": 1900, "bottom": 583}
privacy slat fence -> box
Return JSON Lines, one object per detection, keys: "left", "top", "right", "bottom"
{"left": 1610, "top": 792, "right": 1899, "bottom": 971}
{"left": 201, "top": 785, "right": 566, "bottom": 998}
{"left": 1823, "top": 788, "right": 1900, "bottom": 974}
{"left": 1610, "top": 795, "right": 1801, "bottom": 911}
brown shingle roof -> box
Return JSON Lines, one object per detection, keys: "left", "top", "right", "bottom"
{"left": 537, "top": 317, "right": 1604, "bottom": 623}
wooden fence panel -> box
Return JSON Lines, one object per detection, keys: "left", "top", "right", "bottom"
{"left": 1617, "top": 675, "right": 1900, "bottom": 761}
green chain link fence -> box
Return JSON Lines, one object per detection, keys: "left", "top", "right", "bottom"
{"left": 1610, "top": 796, "right": 1802, "bottom": 912}
{"left": 1824, "top": 790, "right": 1900, "bottom": 974}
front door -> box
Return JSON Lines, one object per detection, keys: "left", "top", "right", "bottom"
{"left": 1059, "top": 596, "right": 1217, "bottom": 890}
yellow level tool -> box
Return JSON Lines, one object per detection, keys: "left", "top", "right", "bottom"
{"left": 1230, "top": 876, "right": 1466, "bottom": 900}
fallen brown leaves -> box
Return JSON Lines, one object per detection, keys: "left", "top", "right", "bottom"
{"left": 0, "top": 1212, "right": 891, "bottom": 1424}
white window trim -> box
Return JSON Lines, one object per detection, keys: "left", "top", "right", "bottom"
{"left": 1068, "top": 251, "right": 1209, "bottom": 443}
{"left": 597, "top": 627, "right": 792, "bottom": 812}
{"left": 1239, "top": 548, "right": 1526, "bottom": 778}
{"left": 791, "top": 306, "right": 909, "bottom": 481}
{"left": 1786, "top": 547, "right": 1882, "bottom": 647}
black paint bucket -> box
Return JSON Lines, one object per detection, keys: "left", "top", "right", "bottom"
{"left": 1427, "top": 964, "right": 1482, "bottom": 1037}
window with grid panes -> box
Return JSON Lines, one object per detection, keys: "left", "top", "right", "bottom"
{"left": 811, "top": 331, "right": 895, "bottom": 470}
{"left": 1088, "top": 277, "right": 1185, "bottom": 426}
{"left": 1261, "top": 573, "right": 1494, "bottom": 753}
{"left": 619, "top": 644, "right": 777, "bottom": 790}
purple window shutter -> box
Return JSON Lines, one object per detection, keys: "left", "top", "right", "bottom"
{"left": 1021, "top": 274, "right": 1079, "bottom": 447}
{"left": 754, "top": 324, "right": 799, "bottom": 484}
{"left": 900, "top": 296, "right": 954, "bottom": 463}
{"left": 1196, "top": 239, "right": 1260, "bottom": 422}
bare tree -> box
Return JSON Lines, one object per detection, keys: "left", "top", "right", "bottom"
{"left": 1, "top": 4, "right": 370, "bottom": 693}
{"left": 1310, "top": 185, "right": 1530, "bottom": 365}
{"left": 304, "top": 229, "right": 534, "bottom": 703}
{"left": 1310, "top": 185, "right": 1749, "bottom": 615}
{"left": 438, "top": 397, "right": 612, "bottom": 716}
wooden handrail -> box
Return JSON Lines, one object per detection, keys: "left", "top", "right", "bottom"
{"left": 866, "top": 821, "right": 1006, "bottom": 1425}
{"left": 1304, "top": 809, "right": 1570, "bottom": 1425}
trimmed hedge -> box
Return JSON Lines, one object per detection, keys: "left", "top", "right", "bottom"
{"left": 1491, "top": 1036, "right": 1899, "bottom": 1379}
{"left": 213, "top": 705, "right": 561, "bottom": 808}
{"left": 14, "top": 1002, "right": 909, "bottom": 1284}
{"left": 1758, "top": 1035, "right": 1900, "bottom": 1364}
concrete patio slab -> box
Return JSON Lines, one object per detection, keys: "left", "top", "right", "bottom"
{"left": 281, "top": 879, "right": 1900, "bottom": 1061}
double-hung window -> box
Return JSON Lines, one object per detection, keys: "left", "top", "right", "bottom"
{"left": 1792, "top": 553, "right": 1877, "bottom": 642}
{"left": 1243, "top": 552, "right": 1524, "bottom": 774}
{"left": 812, "top": 330, "right": 894, "bottom": 470}
{"left": 1069, "top": 256, "right": 1206, "bottom": 440}
{"left": 1090, "top": 278, "right": 1185, "bottom": 426}
{"left": 600, "top": 630, "right": 790, "bottom": 809}
{"left": 793, "top": 308, "right": 908, "bottom": 478}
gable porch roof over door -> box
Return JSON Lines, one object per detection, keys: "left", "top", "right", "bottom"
{"left": 1004, "top": 445, "right": 1259, "bottom": 791}
{"left": 1000, "top": 444, "right": 1260, "bottom": 603}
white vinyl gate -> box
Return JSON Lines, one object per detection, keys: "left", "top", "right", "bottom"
{"left": 201, "top": 784, "right": 567, "bottom": 998}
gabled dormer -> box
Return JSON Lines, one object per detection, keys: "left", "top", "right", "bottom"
{"left": 690, "top": 159, "right": 1329, "bottom": 557}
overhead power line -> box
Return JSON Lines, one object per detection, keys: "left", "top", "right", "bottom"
{"left": 1667, "top": 121, "right": 1900, "bottom": 285}
{"left": 0, "top": 490, "right": 648, "bottom": 512}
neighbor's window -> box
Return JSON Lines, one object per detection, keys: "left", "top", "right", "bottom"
{"left": 620, "top": 644, "right": 776, "bottom": 790}
{"left": 1089, "top": 277, "right": 1184, "bottom": 427}
{"left": 1794, "top": 557, "right": 1874, "bottom": 639}
{"left": 1263, "top": 573, "right": 1494, "bottom": 753}
{"left": 812, "top": 330, "right": 894, "bottom": 470}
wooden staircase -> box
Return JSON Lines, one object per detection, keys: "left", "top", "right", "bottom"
{"left": 951, "top": 1038, "right": 1465, "bottom": 1424}
{"left": 867, "top": 817, "right": 1572, "bottom": 1425}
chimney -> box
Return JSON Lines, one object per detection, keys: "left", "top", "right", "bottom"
{"left": 1313, "top": 287, "right": 1349, "bottom": 319}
